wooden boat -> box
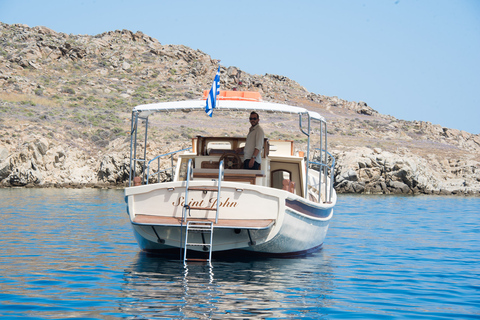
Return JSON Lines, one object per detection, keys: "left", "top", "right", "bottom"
{"left": 124, "top": 91, "right": 336, "bottom": 263}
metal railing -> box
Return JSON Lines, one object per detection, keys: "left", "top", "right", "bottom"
{"left": 145, "top": 147, "right": 192, "bottom": 185}
{"left": 182, "top": 159, "right": 224, "bottom": 224}
{"left": 182, "top": 159, "right": 195, "bottom": 222}
{"left": 308, "top": 148, "right": 335, "bottom": 203}
{"left": 215, "top": 160, "right": 224, "bottom": 223}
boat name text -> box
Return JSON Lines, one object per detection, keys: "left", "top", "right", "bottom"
{"left": 172, "top": 196, "right": 238, "bottom": 208}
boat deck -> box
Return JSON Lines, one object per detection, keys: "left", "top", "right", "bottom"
{"left": 133, "top": 214, "right": 275, "bottom": 230}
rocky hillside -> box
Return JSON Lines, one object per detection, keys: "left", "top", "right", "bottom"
{"left": 0, "top": 22, "right": 479, "bottom": 195}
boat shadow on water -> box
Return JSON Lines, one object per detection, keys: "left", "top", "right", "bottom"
{"left": 120, "top": 251, "right": 335, "bottom": 318}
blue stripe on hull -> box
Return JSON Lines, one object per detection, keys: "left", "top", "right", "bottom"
{"left": 285, "top": 199, "right": 332, "bottom": 219}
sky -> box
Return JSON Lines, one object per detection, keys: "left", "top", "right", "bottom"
{"left": 1, "top": 0, "right": 479, "bottom": 134}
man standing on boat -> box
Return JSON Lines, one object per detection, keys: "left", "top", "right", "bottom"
{"left": 237, "top": 111, "right": 264, "bottom": 170}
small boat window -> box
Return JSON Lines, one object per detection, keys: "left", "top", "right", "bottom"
{"left": 271, "top": 169, "right": 292, "bottom": 190}
{"left": 207, "top": 141, "right": 233, "bottom": 155}
{"left": 207, "top": 141, "right": 232, "bottom": 150}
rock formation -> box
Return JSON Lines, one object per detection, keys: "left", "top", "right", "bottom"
{"left": 0, "top": 22, "right": 479, "bottom": 195}
{"left": 333, "top": 147, "right": 479, "bottom": 195}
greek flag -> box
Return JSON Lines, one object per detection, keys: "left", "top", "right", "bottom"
{"left": 205, "top": 66, "right": 220, "bottom": 117}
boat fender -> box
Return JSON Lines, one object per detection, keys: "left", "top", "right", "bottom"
{"left": 133, "top": 176, "right": 141, "bottom": 186}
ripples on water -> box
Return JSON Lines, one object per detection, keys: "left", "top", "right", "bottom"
{"left": 0, "top": 189, "right": 478, "bottom": 319}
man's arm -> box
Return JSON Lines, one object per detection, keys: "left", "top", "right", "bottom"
{"left": 248, "top": 148, "right": 260, "bottom": 168}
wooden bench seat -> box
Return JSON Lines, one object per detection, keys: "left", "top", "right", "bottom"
{"left": 133, "top": 214, "right": 274, "bottom": 230}
{"left": 193, "top": 168, "right": 264, "bottom": 185}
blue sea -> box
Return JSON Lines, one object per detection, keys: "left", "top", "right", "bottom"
{"left": 0, "top": 188, "right": 478, "bottom": 319}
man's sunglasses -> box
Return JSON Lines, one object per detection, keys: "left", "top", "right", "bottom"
{"left": 249, "top": 117, "right": 258, "bottom": 120}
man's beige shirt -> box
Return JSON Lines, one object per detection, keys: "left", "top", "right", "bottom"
{"left": 244, "top": 124, "right": 264, "bottom": 164}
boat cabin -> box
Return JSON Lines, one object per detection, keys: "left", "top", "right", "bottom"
{"left": 173, "top": 136, "right": 306, "bottom": 197}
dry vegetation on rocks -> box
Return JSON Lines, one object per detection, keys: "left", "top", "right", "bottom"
{"left": 0, "top": 22, "right": 479, "bottom": 195}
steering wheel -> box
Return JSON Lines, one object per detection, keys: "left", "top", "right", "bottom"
{"left": 220, "top": 152, "right": 242, "bottom": 169}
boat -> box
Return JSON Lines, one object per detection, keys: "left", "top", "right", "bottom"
{"left": 124, "top": 90, "right": 336, "bottom": 263}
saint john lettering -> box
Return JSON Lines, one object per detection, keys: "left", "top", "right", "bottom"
{"left": 172, "top": 196, "right": 238, "bottom": 209}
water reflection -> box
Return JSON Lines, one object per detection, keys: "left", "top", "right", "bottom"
{"left": 122, "top": 252, "right": 335, "bottom": 319}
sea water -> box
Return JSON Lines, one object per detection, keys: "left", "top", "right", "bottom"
{"left": 0, "top": 188, "right": 478, "bottom": 319}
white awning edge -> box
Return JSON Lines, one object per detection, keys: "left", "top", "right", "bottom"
{"left": 133, "top": 100, "right": 325, "bottom": 122}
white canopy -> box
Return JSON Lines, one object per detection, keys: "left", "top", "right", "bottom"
{"left": 133, "top": 99, "right": 325, "bottom": 122}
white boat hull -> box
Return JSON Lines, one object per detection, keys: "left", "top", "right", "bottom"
{"left": 125, "top": 180, "right": 335, "bottom": 256}
{"left": 243, "top": 206, "right": 332, "bottom": 255}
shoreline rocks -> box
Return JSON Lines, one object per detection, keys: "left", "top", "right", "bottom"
{"left": 333, "top": 147, "right": 480, "bottom": 196}
{"left": 1, "top": 137, "right": 479, "bottom": 196}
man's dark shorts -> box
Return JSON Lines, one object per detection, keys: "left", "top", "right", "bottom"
{"left": 243, "top": 159, "right": 260, "bottom": 170}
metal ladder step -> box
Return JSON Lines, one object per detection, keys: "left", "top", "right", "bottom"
{"left": 187, "top": 226, "right": 213, "bottom": 232}
{"left": 186, "top": 258, "right": 210, "bottom": 262}
{"left": 183, "top": 221, "right": 214, "bottom": 266}
{"left": 186, "top": 242, "right": 210, "bottom": 246}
